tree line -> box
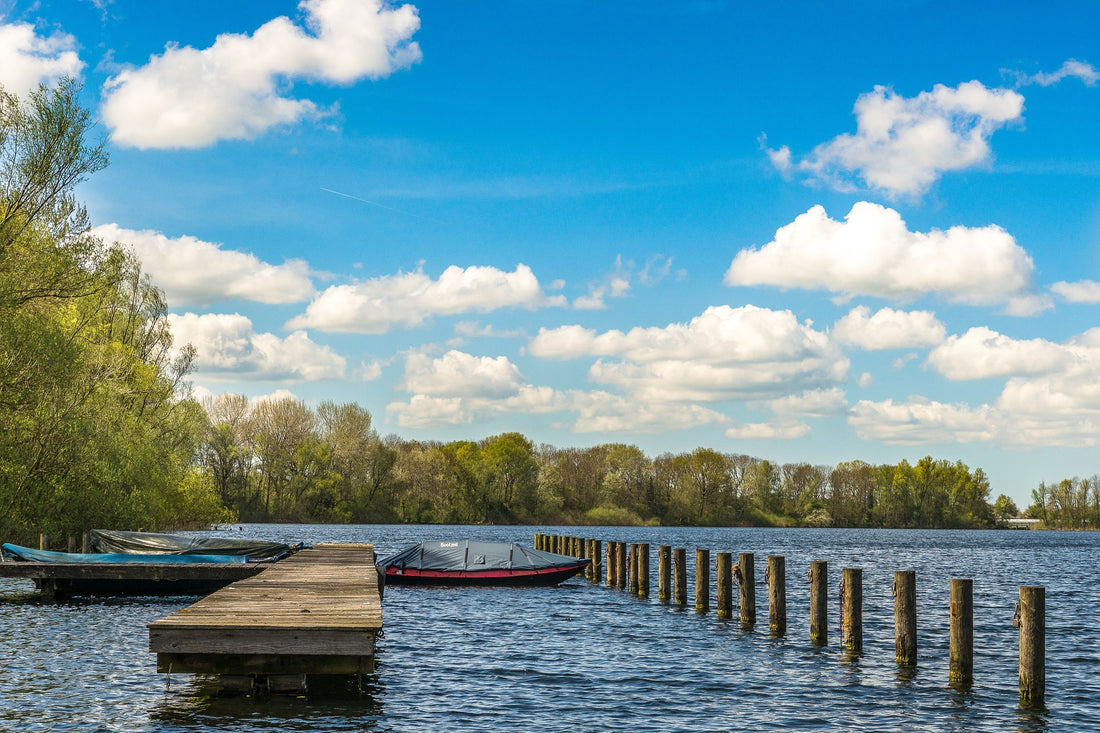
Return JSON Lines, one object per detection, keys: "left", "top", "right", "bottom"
{"left": 197, "top": 391, "right": 1002, "bottom": 530}
{"left": 2, "top": 81, "right": 1094, "bottom": 545}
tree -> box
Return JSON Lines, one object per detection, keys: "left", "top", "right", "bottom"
{"left": 993, "top": 494, "right": 1019, "bottom": 520}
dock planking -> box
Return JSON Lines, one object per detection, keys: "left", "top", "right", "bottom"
{"left": 149, "top": 543, "right": 383, "bottom": 677}
{"left": 0, "top": 558, "right": 264, "bottom": 599}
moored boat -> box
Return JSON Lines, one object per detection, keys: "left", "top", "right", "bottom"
{"left": 378, "top": 540, "right": 589, "bottom": 586}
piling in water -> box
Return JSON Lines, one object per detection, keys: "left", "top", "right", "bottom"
{"left": 658, "top": 545, "right": 671, "bottom": 602}
{"left": 606, "top": 542, "right": 617, "bottom": 586}
{"left": 809, "top": 560, "right": 828, "bottom": 645}
{"left": 673, "top": 548, "right": 687, "bottom": 606}
{"left": 767, "top": 555, "right": 786, "bottom": 636}
{"left": 716, "top": 552, "right": 733, "bottom": 619}
{"left": 620, "top": 539, "right": 629, "bottom": 589}
{"left": 39, "top": 533, "right": 50, "bottom": 551}
{"left": 637, "top": 543, "right": 650, "bottom": 597}
{"left": 695, "top": 549, "right": 710, "bottom": 613}
{"left": 1018, "top": 586, "right": 1045, "bottom": 707}
{"left": 591, "top": 539, "right": 602, "bottom": 582}
{"left": 738, "top": 552, "right": 756, "bottom": 626}
{"left": 841, "top": 567, "right": 862, "bottom": 652}
{"left": 628, "top": 544, "right": 639, "bottom": 594}
{"left": 894, "top": 570, "right": 917, "bottom": 666}
{"left": 949, "top": 578, "right": 973, "bottom": 684}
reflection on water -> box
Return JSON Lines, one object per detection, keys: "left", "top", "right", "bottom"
{"left": 0, "top": 525, "right": 1096, "bottom": 731}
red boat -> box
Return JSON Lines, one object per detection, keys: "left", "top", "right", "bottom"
{"left": 378, "top": 540, "right": 590, "bottom": 587}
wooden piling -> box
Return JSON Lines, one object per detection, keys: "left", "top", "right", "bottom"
{"left": 637, "top": 543, "right": 650, "bottom": 597}
{"left": 1018, "top": 585, "right": 1045, "bottom": 707}
{"left": 606, "top": 542, "right": 617, "bottom": 586}
{"left": 809, "top": 560, "right": 827, "bottom": 645}
{"left": 39, "top": 533, "right": 50, "bottom": 551}
{"left": 716, "top": 552, "right": 733, "bottom": 619}
{"left": 949, "top": 578, "right": 973, "bottom": 683}
{"left": 767, "top": 555, "right": 786, "bottom": 635}
{"left": 894, "top": 570, "right": 917, "bottom": 666}
{"left": 616, "top": 541, "right": 627, "bottom": 590}
{"left": 841, "top": 568, "right": 862, "bottom": 652}
{"left": 591, "top": 539, "right": 602, "bottom": 582}
{"left": 673, "top": 548, "right": 687, "bottom": 606}
{"left": 657, "top": 545, "right": 671, "bottom": 602}
{"left": 628, "top": 544, "right": 639, "bottom": 594}
{"left": 82, "top": 532, "right": 91, "bottom": 554}
{"left": 695, "top": 549, "right": 710, "bottom": 613}
{"left": 738, "top": 552, "right": 756, "bottom": 625}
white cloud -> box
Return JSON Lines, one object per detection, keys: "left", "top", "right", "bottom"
{"left": 725, "top": 202, "right": 1036, "bottom": 306}
{"left": 765, "top": 81, "right": 1024, "bottom": 197}
{"left": 849, "top": 397, "right": 998, "bottom": 444}
{"left": 0, "top": 20, "right": 83, "bottom": 94}
{"left": 1052, "top": 280, "right": 1100, "bottom": 303}
{"left": 832, "top": 306, "right": 946, "bottom": 350}
{"left": 403, "top": 350, "right": 525, "bottom": 399}
{"left": 1011, "top": 59, "right": 1098, "bottom": 87}
{"left": 927, "top": 327, "right": 1071, "bottom": 380}
{"left": 568, "top": 391, "right": 728, "bottom": 433}
{"left": 531, "top": 304, "right": 849, "bottom": 403}
{"left": 93, "top": 224, "right": 314, "bottom": 305}
{"left": 288, "top": 264, "right": 565, "bottom": 333}
{"left": 169, "top": 312, "right": 345, "bottom": 381}
{"left": 101, "top": 0, "right": 421, "bottom": 148}
{"left": 767, "top": 387, "right": 848, "bottom": 417}
{"left": 453, "top": 321, "right": 525, "bottom": 339}
{"left": 725, "top": 421, "right": 811, "bottom": 440}
{"left": 359, "top": 360, "right": 383, "bottom": 381}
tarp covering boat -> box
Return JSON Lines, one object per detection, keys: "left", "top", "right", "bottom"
{"left": 88, "top": 529, "right": 300, "bottom": 561}
{"left": 1, "top": 543, "right": 249, "bottom": 564}
{"left": 378, "top": 540, "right": 589, "bottom": 586}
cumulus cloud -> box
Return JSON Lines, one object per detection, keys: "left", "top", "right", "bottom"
{"left": 101, "top": 0, "right": 421, "bottom": 148}
{"left": 725, "top": 421, "right": 811, "bottom": 440}
{"left": 0, "top": 19, "right": 83, "bottom": 94}
{"left": 530, "top": 304, "right": 849, "bottom": 403}
{"left": 851, "top": 327, "right": 1100, "bottom": 447}
{"left": 169, "top": 312, "right": 345, "bottom": 381}
{"left": 767, "top": 387, "right": 848, "bottom": 417}
{"left": 848, "top": 397, "right": 998, "bottom": 444}
{"left": 1052, "top": 280, "right": 1100, "bottom": 303}
{"left": 832, "top": 306, "right": 946, "bottom": 350}
{"left": 927, "top": 327, "right": 1071, "bottom": 380}
{"left": 764, "top": 81, "right": 1023, "bottom": 197}
{"left": 1010, "top": 59, "right": 1098, "bottom": 87}
{"left": 725, "top": 202, "right": 1036, "bottom": 306}
{"left": 385, "top": 349, "right": 728, "bottom": 432}
{"left": 93, "top": 224, "right": 314, "bottom": 306}
{"left": 288, "top": 264, "right": 565, "bottom": 333}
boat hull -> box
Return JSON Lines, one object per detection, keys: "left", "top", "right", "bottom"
{"left": 384, "top": 561, "right": 588, "bottom": 587}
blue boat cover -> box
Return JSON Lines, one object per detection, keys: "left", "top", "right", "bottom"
{"left": 1, "top": 543, "right": 248, "bottom": 564}
{"left": 378, "top": 540, "right": 584, "bottom": 572}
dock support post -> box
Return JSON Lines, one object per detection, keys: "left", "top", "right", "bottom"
{"left": 841, "top": 568, "right": 862, "bottom": 652}
{"left": 767, "top": 555, "right": 786, "bottom": 635}
{"left": 738, "top": 552, "right": 756, "bottom": 626}
{"left": 894, "top": 571, "right": 917, "bottom": 666}
{"left": 809, "top": 560, "right": 828, "bottom": 645}
{"left": 607, "top": 542, "right": 617, "bottom": 586}
{"left": 628, "top": 544, "right": 639, "bottom": 594}
{"left": 82, "top": 532, "right": 91, "bottom": 554}
{"left": 695, "top": 549, "right": 710, "bottom": 613}
{"left": 616, "top": 542, "right": 627, "bottom": 590}
{"left": 716, "top": 552, "right": 733, "bottom": 619}
{"left": 1018, "top": 585, "right": 1045, "bottom": 707}
{"left": 39, "top": 533, "right": 50, "bottom": 551}
{"left": 673, "top": 548, "right": 687, "bottom": 606}
{"left": 591, "top": 539, "right": 601, "bottom": 582}
{"left": 637, "top": 543, "right": 650, "bottom": 597}
{"left": 949, "top": 578, "right": 973, "bottom": 684}
{"left": 658, "top": 545, "right": 671, "bottom": 602}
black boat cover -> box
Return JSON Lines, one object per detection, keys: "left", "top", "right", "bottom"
{"left": 378, "top": 540, "right": 583, "bottom": 572}
{"left": 88, "top": 529, "right": 301, "bottom": 561}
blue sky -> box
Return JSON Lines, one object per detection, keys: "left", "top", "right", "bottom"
{"left": 4, "top": 0, "right": 1100, "bottom": 504}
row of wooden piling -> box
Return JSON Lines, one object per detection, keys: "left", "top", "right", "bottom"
{"left": 533, "top": 533, "right": 1046, "bottom": 706}
{"left": 37, "top": 533, "right": 93, "bottom": 553}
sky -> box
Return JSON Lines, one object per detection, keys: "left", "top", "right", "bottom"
{"left": 3, "top": 0, "right": 1100, "bottom": 505}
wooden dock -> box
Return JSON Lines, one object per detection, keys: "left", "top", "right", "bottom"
{"left": 148, "top": 543, "right": 383, "bottom": 679}
{"left": 0, "top": 558, "right": 264, "bottom": 599}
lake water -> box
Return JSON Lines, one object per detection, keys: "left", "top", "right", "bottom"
{"left": 1, "top": 524, "right": 1097, "bottom": 732}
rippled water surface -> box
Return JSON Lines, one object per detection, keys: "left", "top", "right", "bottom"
{"left": 1, "top": 525, "right": 1097, "bottom": 732}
